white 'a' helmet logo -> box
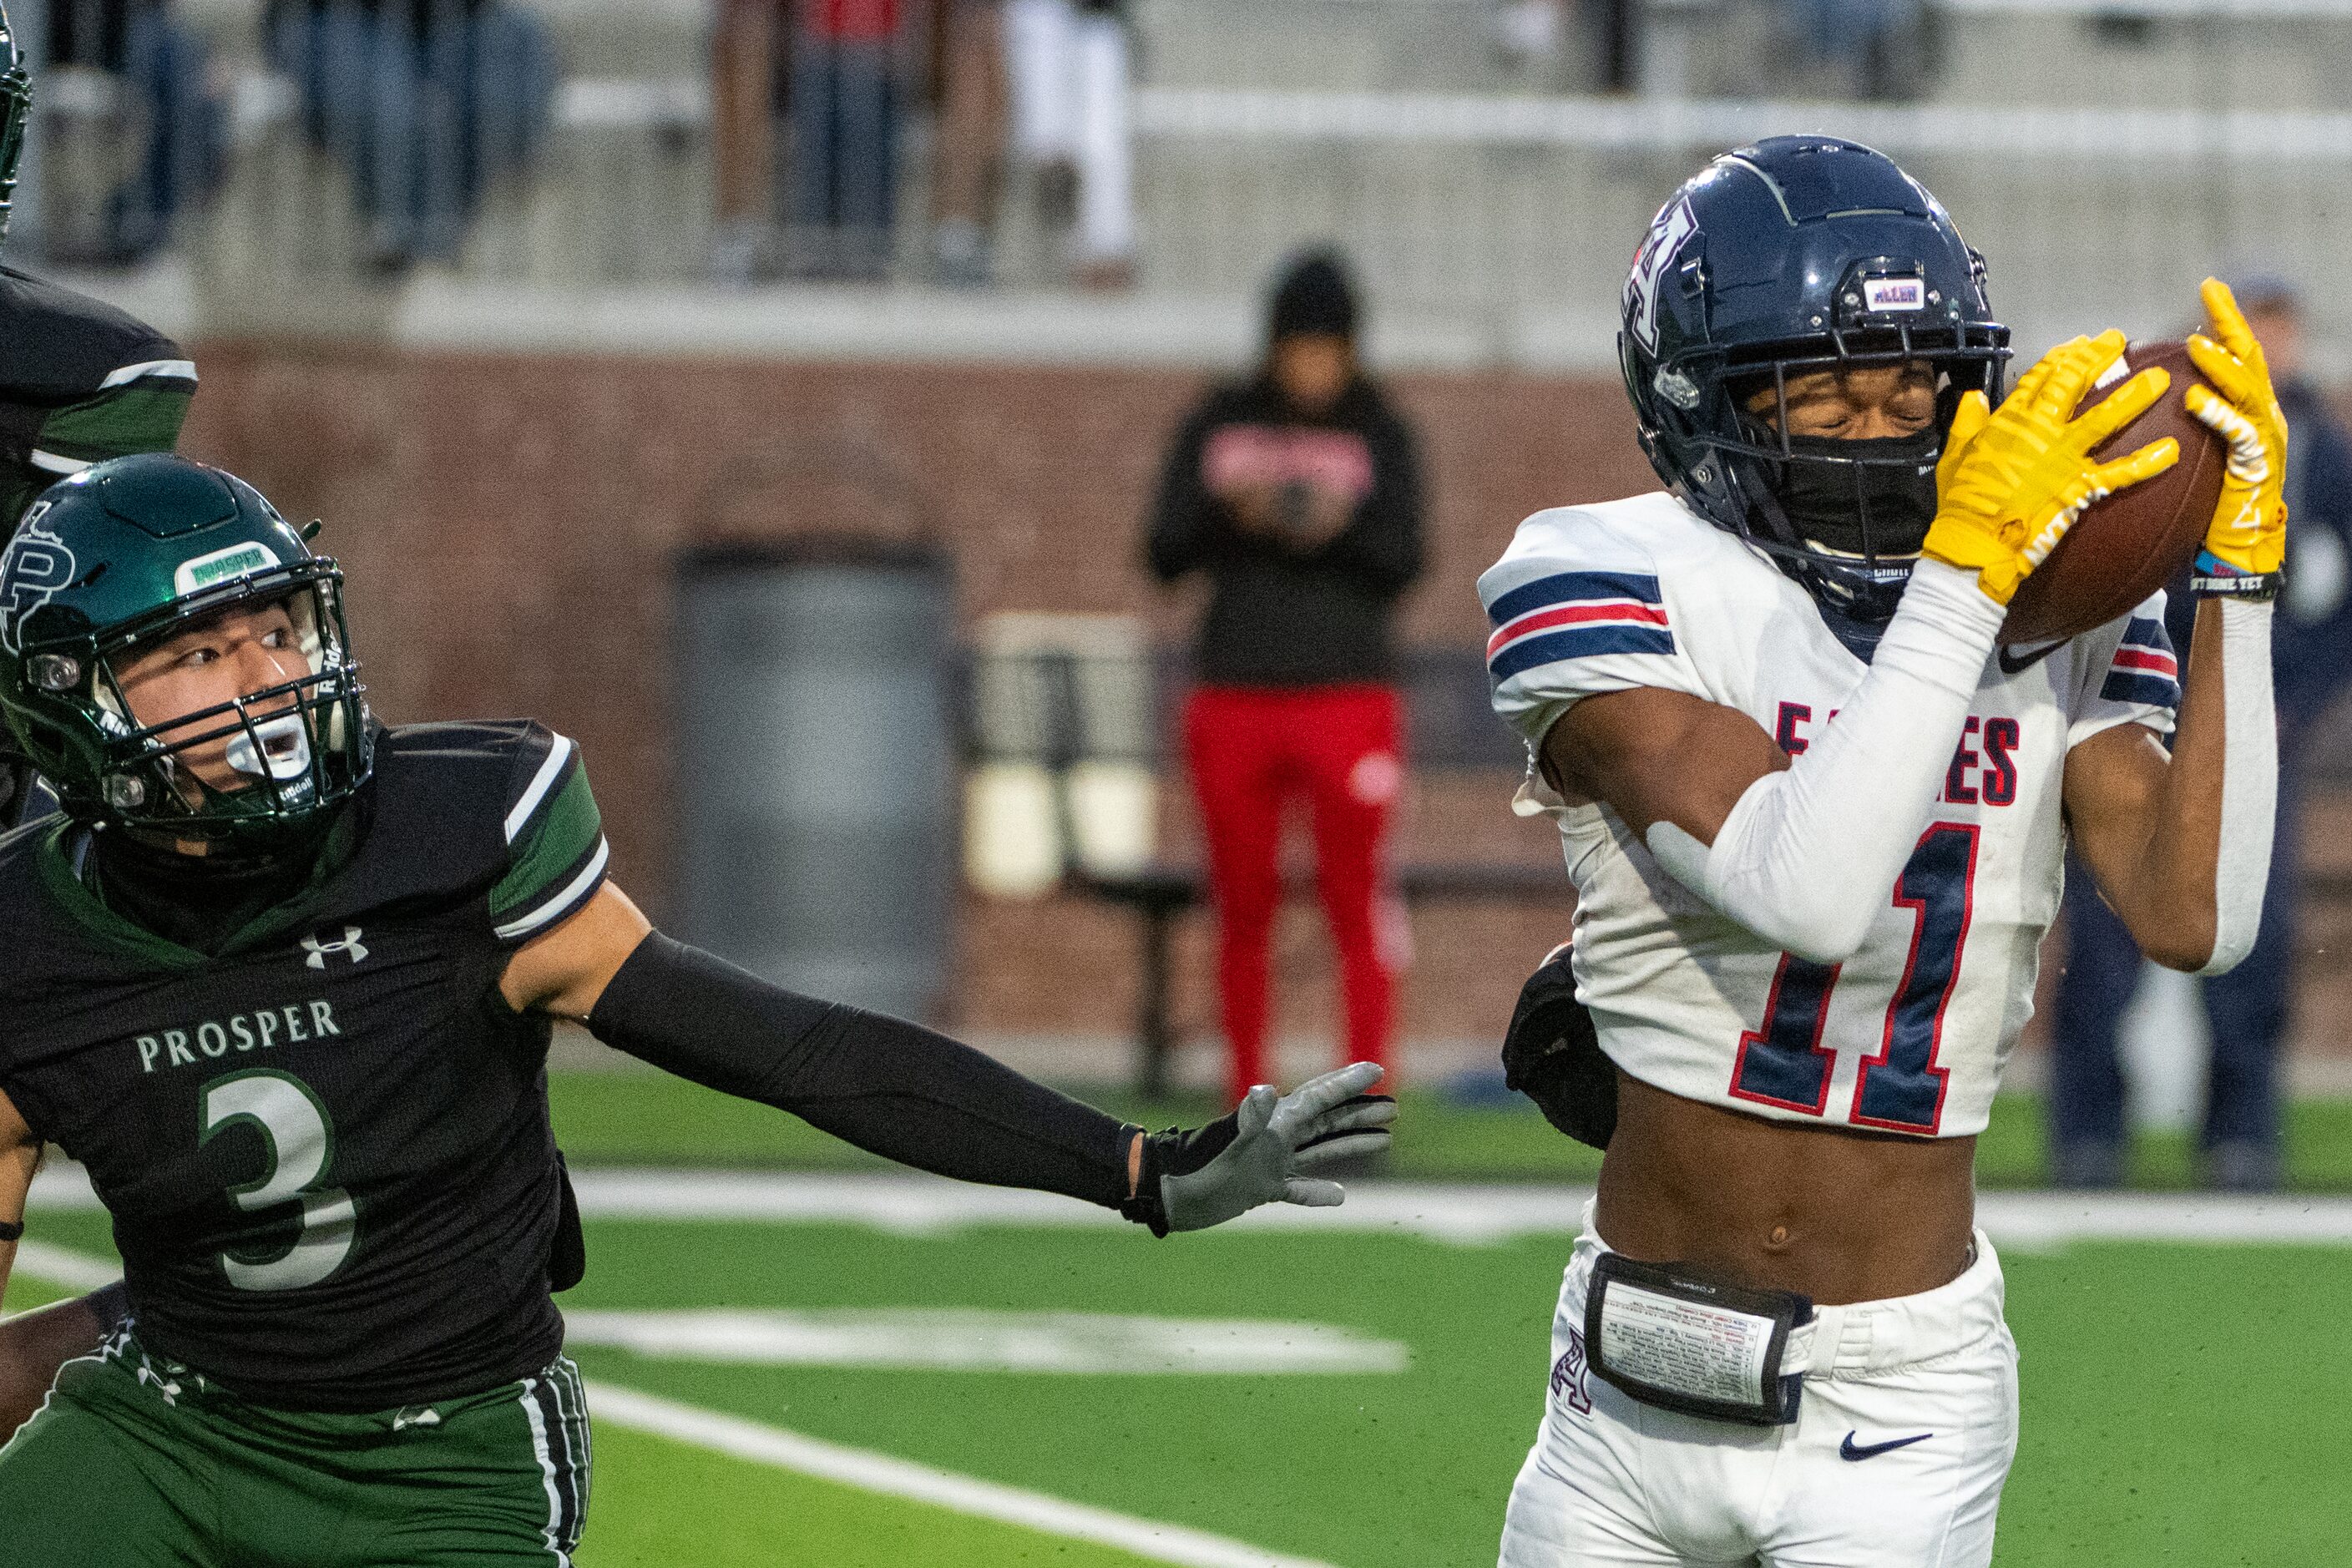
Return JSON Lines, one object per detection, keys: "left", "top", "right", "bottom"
{"left": 1625, "top": 198, "right": 1697, "bottom": 357}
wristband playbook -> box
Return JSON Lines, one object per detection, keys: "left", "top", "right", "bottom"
{"left": 1584, "top": 1252, "right": 1814, "bottom": 1426}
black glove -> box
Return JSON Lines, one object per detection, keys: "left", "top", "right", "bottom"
{"left": 1120, "top": 1063, "right": 1396, "bottom": 1237}
{"left": 1503, "top": 943, "right": 1616, "bottom": 1151}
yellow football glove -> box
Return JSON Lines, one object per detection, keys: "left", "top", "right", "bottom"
{"left": 1925, "top": 330, "right": 2179, "bottom": 605}
{"left": 2186, "top": 276, "right": 2289, "bottom": 587}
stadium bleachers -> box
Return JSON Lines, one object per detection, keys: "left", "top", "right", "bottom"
{"left": 14, "top": 0, "right": 2342, "bottom": 377}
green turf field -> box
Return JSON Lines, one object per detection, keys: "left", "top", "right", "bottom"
{"left": 547, "top": 1066, "right": 2352, "bottom": 1190}
{"left": 11, "top": 1198, "right": 2351, "bottom": 1566}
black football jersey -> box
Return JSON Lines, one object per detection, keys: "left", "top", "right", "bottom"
{"left": 0, "top": 264, "right": 196, "bottom": 827}
{"left": 0, "top": 263, "right": 197, "bottom": 529}
{"left": 0, "top": 720, "right": 609, "bottom": 1411}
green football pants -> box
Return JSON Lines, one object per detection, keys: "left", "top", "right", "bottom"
{"left": 0, "top": 1327, "right": 591, "bottom": 1566}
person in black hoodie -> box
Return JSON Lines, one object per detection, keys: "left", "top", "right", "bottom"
{"left": 1147, "top": 250, "right": 1425, "bottom": 1105}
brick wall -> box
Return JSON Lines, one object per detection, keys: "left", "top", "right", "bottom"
{"left": 171, "top": 343, "right": 2352, "bottom": 1069}
{"left": 175, "top": 343, "right": 1648, "bottom": 1043}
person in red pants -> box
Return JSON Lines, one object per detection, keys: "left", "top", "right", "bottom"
{"left": 1146, "top": 250, "right": 1426, "bottom": 1104}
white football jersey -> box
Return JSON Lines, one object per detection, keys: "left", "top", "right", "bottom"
{"left": 1480, "top": 492, "right": 2178, "bottom": 1138}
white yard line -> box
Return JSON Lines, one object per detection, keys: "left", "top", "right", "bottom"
{"left": 27, "top": 1166, "right": 2352, "bottom": 1248}
{"left": 4, "top": 1239, "right": 122, "bottom": 1293}
{"left": 0, "top": 1241, "right": 1348, "bottom": 1568}
{"left": 562, "top": 1308, "right": 1409, "bottom": 1374}
{"left": 583, "top": 1380, "right": 1348, "bottom": 1568}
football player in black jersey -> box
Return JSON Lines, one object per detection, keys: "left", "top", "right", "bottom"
{"left": 0, "top": 0, "right": 202, "bottom": 831}
{"left": 0, "top": 453, "right": 1394, "bottom": 1565}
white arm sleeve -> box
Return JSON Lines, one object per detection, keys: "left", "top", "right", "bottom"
{"left": 1644, "top": 559, "right": 2006, "bottom": 964}
{"left": 2196, "top": 597, "right": 2277, "bottom": 975}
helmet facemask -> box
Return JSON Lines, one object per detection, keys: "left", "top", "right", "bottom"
{"left": 1675, "top": 321, "right": 2008, "bottom": 625}
{"left": 24, "top": 563, "right": 371, "bottom": 847}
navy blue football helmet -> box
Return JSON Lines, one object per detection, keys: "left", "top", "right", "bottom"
{"left": 1620, "top": 136, "right": 2010, "bottom": 624}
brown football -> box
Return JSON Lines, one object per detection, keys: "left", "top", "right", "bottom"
{"left": 1999, "top": 339, "right": 2225, "bottom": 647}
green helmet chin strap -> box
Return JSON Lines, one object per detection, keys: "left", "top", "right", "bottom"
{"left": 0, "top": 455, "right": 374, "bottom": 848}
{"left": 0, "top": 2, "right": 33, "bottom": 251}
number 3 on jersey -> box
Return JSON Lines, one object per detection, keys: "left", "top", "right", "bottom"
{"left": 1729, "top": 823, "right": 1980, "bottom": 1135}
{"left": 200, "top": 1070, "right": 357, "bottom": 1291}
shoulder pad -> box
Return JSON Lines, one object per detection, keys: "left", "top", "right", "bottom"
{"left": 0, "top": 266, "right": 189, "bottom": 403}
{"left": 362, "top": 721, "right": 551, "bottom": 883}
{"left": 1479, "top": 493, "right": 1718, "bottom": 743}
{"left": 1481, "top": 497, "right": 1686, "bottom": 680}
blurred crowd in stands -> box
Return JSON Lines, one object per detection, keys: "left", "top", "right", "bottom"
{"left": 711, "top": 0, "right": 1135, "bottom": 286}
{"left": 1489, "top": 0, "right": 1937, "bottom": 99}
{"left": 25, "top": 0, "right": 554, "bottom": 272}
{"left": 13, "top": 0, "right": 1969, "bottom": 283}
{"left": 23, "top": 0, "right": 1139, "bottom": 286}
{"left": 26, "top": 0, "right": 224, "bottom": 266}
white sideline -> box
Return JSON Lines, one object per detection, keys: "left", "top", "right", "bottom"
{"left": 27, "top": 1166, "right": 2352, "bottom": 1248}
{"left": 582, "top": 1381, "right": 1347, "bottom": 1568}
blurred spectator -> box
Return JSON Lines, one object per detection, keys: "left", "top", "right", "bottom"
{"left": 928, "top": 0, "right": 1003, "bottom": 286}
{"left": 1490, "top": 0, "right": 1643, "bottom": 92}
{"left": 1146, "top": 252, "right": 1424, "bottom": 1105}
{"left": 1489, "top": 0, "right": 1565, "bottom": 70}
{"left": 1787, "top": 0, "right": 1940, "bottom": 99}
{"left": 2050, "top": 274, "right": 2352, "bottom": 1193}
{"left": 1004, "top": 0, "right": 1130, "bottom": 289}
{"left": 39, "top": 0, "right": 225, "bottom": 266}
{"left": 782, "top": 0, "right": 901, "bottom": 280}
{"left": 709, "top": 0, "right": 783, "bottom": 284}
{"left": 266, "top": 0, "right": 556, "bottom": 276}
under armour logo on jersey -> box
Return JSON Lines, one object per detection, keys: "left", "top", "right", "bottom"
{"left": 134, "top": 1359, "right": 185, "bottom": 1406}
{"left": 302, "top": 926, "right": 369, "bottom": 968}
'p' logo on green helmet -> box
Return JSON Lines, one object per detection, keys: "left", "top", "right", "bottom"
{"left": 0, "top": 453, "right": 372, "bottom": 844}
{"left": 0, "top": 509, "right": 76, "bottom": 654}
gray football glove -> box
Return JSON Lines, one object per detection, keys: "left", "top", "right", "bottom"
{"left": 1120, "top": 1062, "right": 1395, "bottom": 1236}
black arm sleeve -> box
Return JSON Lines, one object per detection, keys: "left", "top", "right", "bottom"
{"left": 586, "top": 933, "right": 1140, "bottom": 1210}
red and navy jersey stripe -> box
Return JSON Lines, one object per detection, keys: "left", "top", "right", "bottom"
{"left": 1485, "top": 570, "right": 1673, "bottom": 682}
{"left": 2100, "top": 615, "right": 2180, "bottom": 709}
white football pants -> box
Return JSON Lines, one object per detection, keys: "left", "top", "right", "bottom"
{"left": 1500, "top": 1210, "right": 2019, "bottom": 1567}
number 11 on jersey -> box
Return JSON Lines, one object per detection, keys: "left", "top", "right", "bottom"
{"left": 1728, "top": 822, "right": 1980, "bottom": 1136}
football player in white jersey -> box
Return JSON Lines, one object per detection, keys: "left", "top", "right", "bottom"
{"left": 1479, "top": 136, "right": 2286, "bottom": 1566}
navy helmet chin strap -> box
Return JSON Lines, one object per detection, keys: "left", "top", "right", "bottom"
{"left": 1618, "top": 136, "right": 2011, "bottom": 625}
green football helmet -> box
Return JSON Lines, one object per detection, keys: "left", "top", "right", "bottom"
{"left": 0, "top": 3, "right": 30, "bottom": 250}
{"left": 0, "top": 453, "right": 372, "bottom": 844}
